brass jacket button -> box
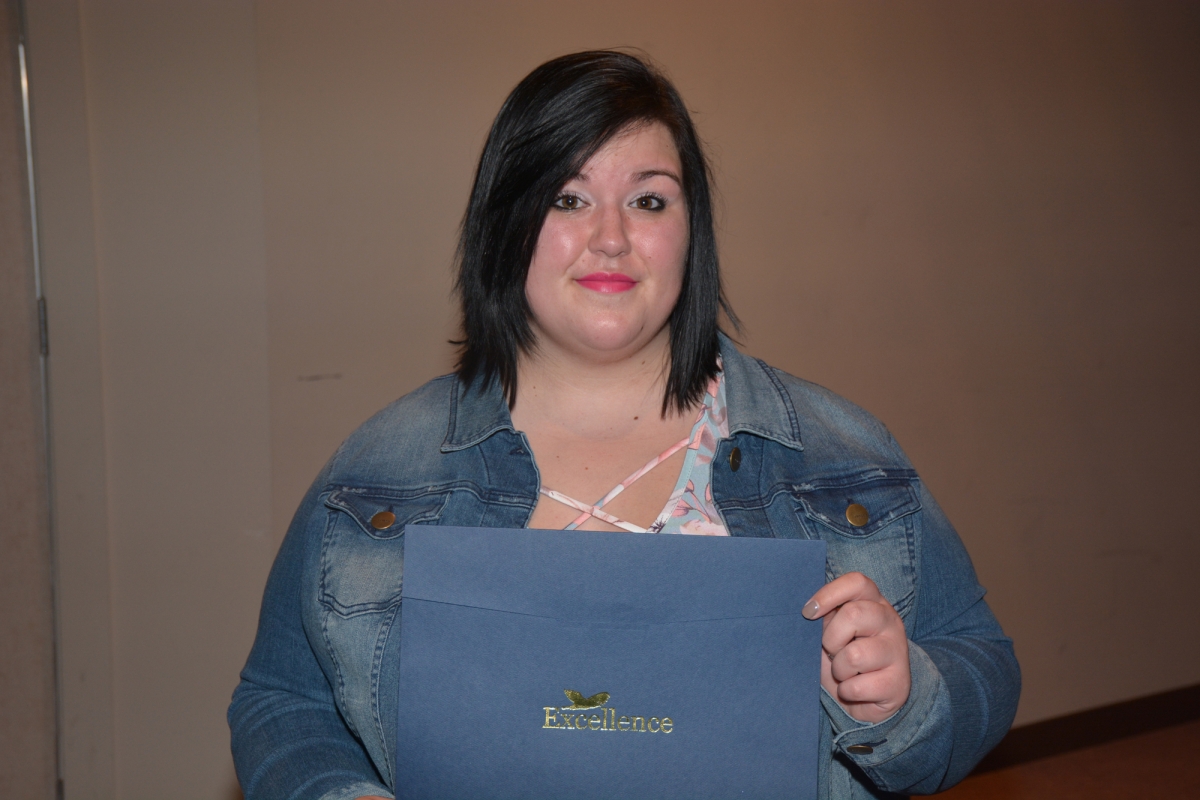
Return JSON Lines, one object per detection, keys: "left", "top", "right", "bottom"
{"left": 370, "top": 510, "right": 396, "bottom": 530}
{"left": 728, "top": 447, "right": 742, "bottom": 472}
{"left": 846, "top": 744, "right": 874, "bottom": 755}
{"left": 845, "top": 503, "right": 869, "bottom": 527}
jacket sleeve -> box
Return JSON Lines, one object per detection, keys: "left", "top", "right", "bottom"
{"left": 228, "top": 463, "right": 394, "bottom": 800}
{"left": 821, "top": 480, "right": 1021, "bottom": 795}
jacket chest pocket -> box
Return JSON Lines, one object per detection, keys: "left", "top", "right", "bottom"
{"left": 793, "top": 475, "right": 920, "bottom": 620}
{"left": 320, "top": 489, "right": 448, "bottom": 617}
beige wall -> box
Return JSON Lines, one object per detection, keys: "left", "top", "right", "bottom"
{"left": 28, "top": 0, "right": 271, "bottom": 797}
{"left": 26, "top": 0, "right": 1200, "bottom": 797}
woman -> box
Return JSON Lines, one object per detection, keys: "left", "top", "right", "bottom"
{"left": 229, "top": 51, "right": 1019, "bottom": 800}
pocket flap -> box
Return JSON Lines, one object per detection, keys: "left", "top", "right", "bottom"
{"left": 325, "top": 489, "right": 448, "bottom": 539}
{"left": 796, "top": 474, "right": 920, "bottom": 538}
{"left": 318, "top": 489, "right": 449, "bottom": 616}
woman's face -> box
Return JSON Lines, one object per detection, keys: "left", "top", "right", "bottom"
{"left": 525, "top": 122, "right": 688, "bottom": 365}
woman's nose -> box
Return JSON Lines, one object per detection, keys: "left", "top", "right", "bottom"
{"left": 588, "top": 204, "right": 631, "bottom": 258}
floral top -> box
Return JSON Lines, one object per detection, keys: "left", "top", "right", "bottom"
{"left": 538, "top": 369, "right": 731, "bottom": 536}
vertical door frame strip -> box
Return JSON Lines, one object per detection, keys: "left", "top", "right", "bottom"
{"left": 17, "top": 1, "right": 63, "bottom": 796}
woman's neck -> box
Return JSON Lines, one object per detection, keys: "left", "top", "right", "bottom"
{"left": 510, "top": 330, "right": 686, "bottom": 440}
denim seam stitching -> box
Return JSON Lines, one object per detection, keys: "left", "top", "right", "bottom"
{"left": 370, "top": 602, "right": 401, "bottom": 787}
{"left": 712, "top": 482, "right": 804, "bottom": 512}
{"left": 320, "top": 605, "right": 352, "bottom": 740}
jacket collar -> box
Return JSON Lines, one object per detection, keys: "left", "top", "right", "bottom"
{"left": 441, "top": 331, "right": 803, "bottom": 452}
{"left": 440, "top": 371, "right": 516, "bottom": 453}
{"left": 717, "top": 333, "right": 804, "bottom": 451}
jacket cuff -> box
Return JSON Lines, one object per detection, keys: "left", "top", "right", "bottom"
{"left": 316, "top": 782, "right": 394, "bottom": 800}
{"left": 820, "top": 641, "right": 951, "bottom": 789}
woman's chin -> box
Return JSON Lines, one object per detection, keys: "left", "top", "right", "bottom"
{"left": 527, "top": 303, "right": 675, "bottom": 366}
{"left": 554, "top": 326, "right": 668, "bottom": 365}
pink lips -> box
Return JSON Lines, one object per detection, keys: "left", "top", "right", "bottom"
{"left": 576, "top": 272, "right": 637, "bottom": 293}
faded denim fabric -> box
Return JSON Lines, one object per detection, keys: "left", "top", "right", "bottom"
{"left": 229, "top": 336, "right": 1019, "bottom": 800}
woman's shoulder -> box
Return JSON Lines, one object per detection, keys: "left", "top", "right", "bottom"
{"left": 776, "top": 366, "right": 895, "bottom": 439}
{"left": 777, "top": 365, "right": 910, "bottom": 468}
{"left": 324, "top": 373, "right": 462, "bottom": 480}
{"left": 720, "top": 343, "right": 910, "bottom": 470}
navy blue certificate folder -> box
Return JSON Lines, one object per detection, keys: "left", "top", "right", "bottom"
{"left": 396, "top": 526, "right": 827, "bottom": 800}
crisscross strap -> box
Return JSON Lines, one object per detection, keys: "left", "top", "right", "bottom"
{"left": 538, "top": 369, "right": 729, "bottom": 535}
{"left": 539, "top": 435, "right": 692, "bottom": 533}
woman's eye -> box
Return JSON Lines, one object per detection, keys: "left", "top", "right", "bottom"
{"left": 633, "top": 194, "right": 665, "bottom": 211}
{"left": 554, "top": 194, "right": 582, "bottom": 210}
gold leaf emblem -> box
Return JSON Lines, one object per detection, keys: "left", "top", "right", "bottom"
{"left": 563, "top": 689, "right": 610, "bottom": 709}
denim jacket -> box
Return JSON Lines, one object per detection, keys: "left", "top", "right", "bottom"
{"left": 229, "top": 337, "right": 1019, "bottom": 800}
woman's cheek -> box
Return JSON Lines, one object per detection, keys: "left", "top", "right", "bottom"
{"left": 533, "top": 218, "right": 587, "bottom": 272}
{"left": 636, "top": 216, "right": 688, "bottom": 274}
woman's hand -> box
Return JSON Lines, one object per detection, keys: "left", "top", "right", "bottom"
{"left": 803, "top": 572, "right": 911, "bottom": 724}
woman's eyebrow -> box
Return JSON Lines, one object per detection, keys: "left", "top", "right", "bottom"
{"left": 568, "top": 168, "right": 682, "bottom": 185}
{"left": 634, "top": 168, "right": 682, "bottom": 186}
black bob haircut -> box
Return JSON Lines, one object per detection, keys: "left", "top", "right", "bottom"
{"left": 454, "top": 50, "right": 738, "bottom": 415}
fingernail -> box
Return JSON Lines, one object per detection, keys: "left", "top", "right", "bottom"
{"left": 802, "top": 599, "right": 820, "bottom": 619}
